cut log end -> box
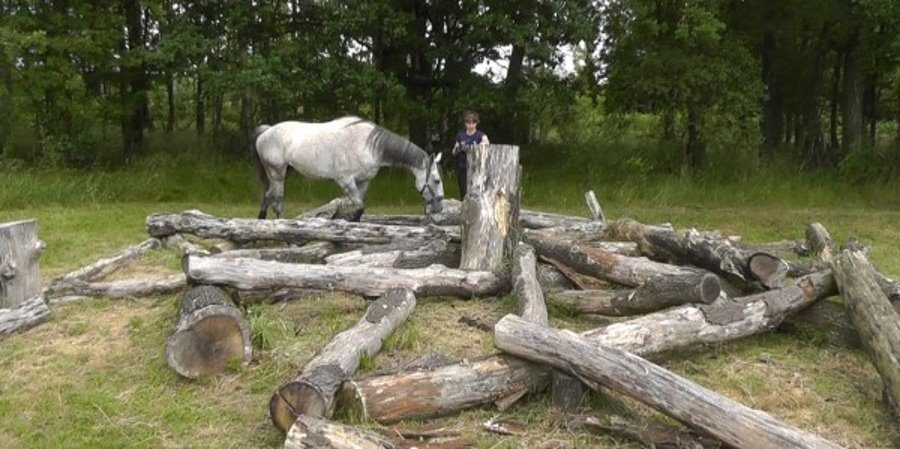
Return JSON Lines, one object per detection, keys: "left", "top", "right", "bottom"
{"left": 165, "top": 305, "right": 250, "bottom": 379}
{"left": 699, "top": 273, "right": 722, "bottom": 303}
{"left": 270, "top": 381, "right": 328, "bottom": 433}
{"left": 748, "top": 252, "right": 789, "bottom": 289}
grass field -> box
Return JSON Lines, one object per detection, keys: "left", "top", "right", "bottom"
{"left": 1, "top": 148, "right": 900, "bottom": 448}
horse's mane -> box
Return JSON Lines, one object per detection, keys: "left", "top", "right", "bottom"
{"left": 356, "top": 120, "right": 427, "bottom": 170}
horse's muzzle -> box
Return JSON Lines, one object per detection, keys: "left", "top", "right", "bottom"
{"left": 426, "top": 196, "right": 444, "bottom": 214}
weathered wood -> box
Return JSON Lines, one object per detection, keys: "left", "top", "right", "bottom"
{"left": 45, "top": 238, "right": 161, "bottom": 296}
{"left": 343, "top": 271, "right": 835, "bottom": 424}
{"left": 44, "top": 274, "right": 186, "bottom": 303}
{"left": 806, "top": 222, "right": 835, "bottom": 262}
{"left": 583, "top": 241, "right": 641, "bottom": 257}
{"left": 548, "top": 289, "right": 633, "bottom": 315}
{"left": 325, "top": 239, "right": 459, "bottom": 269}
{"left": 284, "top": 414, "right": 394, "bottom": 449}
{"left": 459, "top": 144, "right": 520, "bottom": 271}
{"left": 832, "top": 250, "right": 900, "bottom": 415}
{"left": 0, "top": 295, "right": 51, "bottom": 339}
{"left": 743, "top": 239, "right": 807, "bottom": 258}
{"left": 0, "top": 220, "right": 43, "bottom": 308}
{"left": 747, "top": 252, "right": 790, "bottom": 289}
{"left": 163, "top": 233, "right": 209, "bottom": 256}
{"left": 147, "top": 210, "right": 455, "bottom": 245}
{"left": 271, "top": 289, "right": 416, "bottom": 432}
{"left": 211, "top": 242, "right": 343, "bottom": 264}
{"left": 184, "top": 256, "right": 506, "bottom": 298}
{"left": 574, "top": 413, "right": 720, "bottom": 448}
{"left": 511, "top": 244, "right": 548, "bottom": 325}
{"left": 233, "top": 287, "right": 318, "bottom": 305}
{"left": 584, "top": 190, "right": 606, "bottom": 224}
{"left": 295, "top": 197, "right": 358, "bottom": 220}
{"left": 494, "top": 314, "right": 842, "bottom": 449}
{"left": 165, "top": 285, "right": 251, "bottom": 379}
{"left": 537, "top": 262, "right": 577, "bottom": 291}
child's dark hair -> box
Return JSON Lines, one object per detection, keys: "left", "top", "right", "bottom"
{"left": 463, "top": 111, "right": 479, "bottom": 123}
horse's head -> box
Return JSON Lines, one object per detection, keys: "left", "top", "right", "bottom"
{"left": 417, "top": 152, "right": 444, "bottom": 214}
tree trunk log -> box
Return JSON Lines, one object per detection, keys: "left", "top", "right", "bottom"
{"left": 165, "top": 285, "right": 251, "bottom": 379}
{"left": 575, "top": 413, "right": 719, "bottom": 449}
{"left": 342, "top": 271, "right": 834, "bottom": 424}
{"left": 162, "top": 234, "right": 209, "bottom": 256}
{"left": 184, "top": 256, "right": 505, "bottom": 298}
{"left": 805, "top": 222, "right": 835, "bottom": 262}
{"left": 494, "top": 314, "right": 842, "bottom": 449}
{"left": 511, "top": 244, "right": 548, "bottom": 326}
{"left": 211, "top": 242, "right": 342, "bottom": 264}
{"left": 270, "top": 289, "right": 416, "bottom": 432}
{"left": 832, "top": 250, "right": 900, "bottom": 415}
{"left": 284, "top": 414, "right": 394, "bottom": 449}
{"left": 0, "top": 295, "right": 50, "bottom": 339}
{"left": 584, "top": 190, "right": 606, "bottom": 224}
{"left": 44, "top": 274, "right": 186, "bottom": 304}
{"left": 325, "top": 239, "right": 459, "bottom": 269}
{"left": 147, "top": 210, "right": 455, "bottom": 245}
{"left": 45, "top": 238, "right": 161, "bottom": 296}
{"left": 0, "top": 220, "right": 43, "bottom": 308}
{"left": 537, "top": 263, "right": 576, "bottom": 291}
{"left": 459, "top": 144, "right": 520, "bottom": 271}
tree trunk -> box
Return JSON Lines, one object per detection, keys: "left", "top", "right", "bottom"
{"left": 841, "top": 28, "right": 863, "bottom": 158}
{"left": 184, "top": 256, "right": 507, "bottom": 298}
{"left": 284, "top": 415, "right": 394, "bottom": 449}
{"left": 342, "top": 271, "right": 835, "bottom": 424}
{"left": 165, "top": 285, "right": 252, "bottom": 379}
{"left": 493, "top": 314, "right": 842, "bottom": 449}
{"left": 325, "top": 239, "right": 459, "bottom": 269}
{"left": 0, "top": 220, "right": 43, "bottom": 308}
{"left": 166, "top": 71, "right": 175, "bottom": 133}
{"left": 832, "top": 250, "right": 900, "bottom": 415}
{"left": 211, "top": 242, "right": 343, "bottom": 264}
{"left": 0, "top": 296, "right": 50, "bottom": 339}
{"left": 241, "top": 86, "right": 253, "bottom": 149}
{"left": 123, "top": 0, "right": 147, "bottom": 164}
{"left": 863, "top": 75, "right": 877, "bottom": 146}
{"left": 44, "top": 238, "right": 161, "bottom": 296}
{"left": 511, "top": 244, "right": 548, "bottom": 326}
{"left": 213, "top": 92, "right": 223, "bottom": 139}
{"left": 460, "top": 145, "right": 521, "bottom": 271}
{"left": 270, "top": 289, "right": 416, "bottom": 432}
{"left": 196, "top": 73, "right": 205, "bottom": 135}
{"left": 829, "top": 56, "right": 841, "bottom": 152}
{"left": 801, "top": 26, "right": 830, "bottom": 169}
{"left": 685, "top": 104, "right": 705, "bottom": 170}
{"left": 45, "top": 274, "right": 186, "bottom": 304}
{"left": 761, "top": 30, "right": 784, "bottom": 157}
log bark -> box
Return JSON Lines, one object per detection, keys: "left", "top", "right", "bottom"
{"left": 806, "top": 222, "right": 835, "bottom": 262}
{"left": 537, "top": 263, "right": 576, "bottom": 291}
{"left": 325, "top": 239, "right": 459, "bottom": 269}
{"left": 494, "top": 314, "right": 842, "bottom": 449}
{"left": 342, "top": 271, "right": 835, "bottom": 424}
{"left": 0, "top": 220, "right": 43, "bottom": 308}
{"left": 832, "top": 250, "right": 900, "bottom": 415}
{"left": 165, "top": 285, "right": 251, "bottom": 379}
{"left": 184, "top": 256, "right": 505, "bottom": 298}
{"left": 459, "top": 144, "right": 520, "bottom": 271}
{"left": 163, "top": 233, "right": 209, "bottom": 256}
{"left": 574, "top": 413, "right": 720, "bottom": 448}
{"left": 0, "top": 295, "right": 51, "bottom": 339}
{"left": 211, "top": 242, "right": 342, "bottom": 264}
{"left": 147, "top": 210, "right": 455, "bottom": 245}
{"left": 284, "top": 414, "right": 394, "bottom": 449}
{"left": 604, "top": 218, "right": 786, "bottom": 289}
{"left": 44, "top": 274, "right": 185, "bottom": 303}
{"left": 270, "top": 289, "right": 416, "bottom": 432}
{"left": 584, "top": 190, "right": 606, "bottom": 224}
{"left": 45, "top": 238, "right": 160, "bottom": 296}
{"left": 511, "top": 244, "right": 547, "bottom": 325}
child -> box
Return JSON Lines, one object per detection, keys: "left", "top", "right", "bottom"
{"left": 451, "top": 111, "right": 490, "bottom": 198}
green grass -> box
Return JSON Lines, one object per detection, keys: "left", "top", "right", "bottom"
{"left": 2, "top": 144, "right": 900, "bottom": 448}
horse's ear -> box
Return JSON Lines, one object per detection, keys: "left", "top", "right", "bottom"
{"left": 434, "top": 152, "right": 442, "bottom": 164}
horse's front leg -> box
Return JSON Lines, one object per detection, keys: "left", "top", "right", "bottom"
{"left": 337, "top": 178, "right": 365, "bottom": 222}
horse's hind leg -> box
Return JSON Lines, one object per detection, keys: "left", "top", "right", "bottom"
{"left": 337, "top": 177, "right": 365, "bottom": 222}
{"left": 260, "top": 166, "right": 287, "bottom": 219}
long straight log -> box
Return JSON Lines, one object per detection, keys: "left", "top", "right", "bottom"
{"left": 211, "top": 242, "right": 343, "bottom": 264}
{"left": 44, "top": 274, "right": 186, "bottom": 303}
{"left": 284, "top": 414, "right": 394, "bottom": 449}
{"left": 0, "top": 295, "right": 51, "bottom": 339}
{"left": 163, "top": 233, "right": 210, "bottom": 256}
{"left": 184, "top": 256, "right": 505, "bottom": 298}
{"left": 833, "top": 250, "right": 900, "bottom": 414}
{"left": 165, "top": 285, "right": 251, "bottom": 379}
{"left": 512, "top": 244, "right": 547, "bottom": 326}
{"left": 459, "top": 145, "right": 520, "bottom": 271}
{"left": 494, "top": 314, "right": 842, "bottom": 449}
{"left": 270, "top": 289, "right": 416, "bottom": 432}
{"left": 342, "top": 271, "right": 835, "bottom": 424}
{"left": 45, "top": 238, "right": 161, "bottom": 296}
{"left": 147, "top": 210, "right": 455, "bottom": 245}
{"left": 0, "top": 219, "right": 43, "bottom": 308}
{"left": 325, "top": 239, "right": 459, "bottom": 269}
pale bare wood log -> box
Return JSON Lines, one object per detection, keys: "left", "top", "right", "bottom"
{"left": 284, "top": 414, "right": 394, "bottom": 449}
{"left": 147, "top": 210, "right": 455, "bottom": 245}
{"left": 0, "top": 220, "right": 43, "bottom": 308}
{"left": 44, "top": 274, "right": 186, "bottom": 303}
{"left": 747, "top": 252, "right": 790, "bottom": 289}
{"left": 0, "top": 295, "right": 50, "bottom": 339}
{"left": 295, "top": 197, "right": 357, "bottom": 220}
{"left": 459, "top": 144, "right": 520, "bottom": 271}
{"left": 806, "top": 222, "right": 835, "bottom": 262}
{"left": 270, "top": 289, "right": 416, "bottom": 432}
{"left": 511, "top": 244, "right": 548, "bottom": 326}
{"left": 361, "top": 198, "right": 462, "bottom": 226}
{"left": 574, "top": 413, "right": 720, "bottom": 449}
{"left": 343, "top": 271, "right": 835, "bottom": 424}
{"left": 162, "top": 233, "right": 209, "bottom": 256}
{"left": 184, "top": 256, "right": 505, "bottom": 298}
{"left": 325, "top": 239, "right": 459, "bottom": 269}
{"left": 583, "top": 241, "right": 640, "bottom": 257}
{"left": 584, "top": 190, "right": 606, "bottom": 224}
{"left": 548, "top": 289, "right": 633, "bottom": 315}
{"left": 211, "top": 241, "right": 342, "bottom": 264}
{"left": 233, "top": 288, "right": 318, "bottom": 305}
{"left": 833, "top": 250, "right": 900, "bottom": 415}
{"left": 165, "top": 285, "right": 251, "bottom": 379}
{"left": 742, "top": 239, "right": 807, "bottom": 258}
{"left": 539, "top": 256, "right": 609, "bottom": 290}
{"left": 537, "top": 262, "right": 576, "bottom": 291}
{"left": 45, "top": 238, "right": 160, "bottom": 296}
{"left": 494, "top": 314, "right": 842, "bottom": 449}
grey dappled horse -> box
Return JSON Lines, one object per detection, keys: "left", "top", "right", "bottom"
{"left": 251, "top": 117, "right": 444, "bottom": 221}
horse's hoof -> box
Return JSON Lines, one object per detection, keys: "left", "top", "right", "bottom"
{"left": 351, "top": 208, "right": 364, "bottom": 222}
{"left": 257, "top": 212, "right": 267, "bottom": 219}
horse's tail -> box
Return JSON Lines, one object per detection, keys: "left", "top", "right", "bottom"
{"left": 250, "top": 124, "right": 272, "bottom": 191}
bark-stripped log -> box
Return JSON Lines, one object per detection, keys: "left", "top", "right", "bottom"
{"left": 147, "top": 210, "right": 456, "bottom": 245}
{"left": 806, "top": 222, "right": 835, "bottom": 262}
{"left": 459, "top": 145, "right": 520, "bottom": 271}
{"left": 211, "top": 242, "right": 342, "bottom": 264}
{"left": 0, "top": 220, "right": 43, "bottom": 308}
{"left": 537, "top": 263, "right": 577, "bottom": 291}
{"left": 44, "top": 274, "right": 186, "bottom": 303}
{"left": 584, "top": 190, "right": 606, "bottom": 224}
{"left": 45, "top": 238, "right": 160, "bottom": 296}
{"left": 832, "top": 250, "right": 900, "bottom": 414}
{"left": 165, "top": 285, "right": 251, "bottom": 379}
{"left": 296, "top": 197, "right": 358, "bottom": 220}
{"left": 284, "top": 414, "right": 394, "bottom": 449}
{"left": 163, "top": 233, "right": 209, "bottom": 256}
{"left": 270, "top": 289, "right": 416, "bottom": 432}
{"left": 511, "top": 244, "right": 548, "bottom": 326}
{"left": 604, "top": 218, "right": 787, "bottom": 289}
{"left": 185, "top": 256, "right": 505, "bottom": 298}
{"left": 0, "top": 295, "right": 50, "bottom": 339}
{"left": 494, "top": 314, "right": 842, "bottom": 449}
{"left": 343, "top": 271, "right": 835, "bottom": 423}
{"left": 575, "top": 413, "right": 719, "bottom": 449}
{"left": 325, "top": 239, "right": 459, "bottom": 269}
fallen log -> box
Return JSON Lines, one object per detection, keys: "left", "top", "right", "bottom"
{"left": 45, "top": 238, "right": 161, "bottom": 296}
{"left": 147, "top": 210, "right": 455, "bottom": 245}
{"left": 459, "top": 144, "right": 520, "bottom": 271}
{"left": 494, "top": 314, "right": 842, "bottom": 449}
{"left": 165, "top": 285, "right": 251, "bottom": 378}
{"left": 833, "top": 250, "right": 900, "bottom": 415}
{"left": 270, "top": 289, "right": 416, "bottom": 432}
{"left": 284, "top": 414, "right": 394, "bottom": 449}
{"left": 44, "top": 274, "right": 186, "bottom": 303}
{"left": 805, "top": 222, "right": 835, "bottom": 262}
{"left": 233, "top": 288, "right": 319, "bottom": 305}
{"left": 584, "top": 190, "right": 606, "bottom": 224}
{"left": 163, "top": 233, "right": 209, "bottom": 256}
{"left": 574, "top": 413, "right": 720, "bottom": 448}
{"left": 342, "top": 271, "right": 835, "bottom": 423}
{"left": 511, "top": 244, "right": 547, "bottom": 325}
{"left": 0, "top": 295, "right": 51, "bottom": 339}
{"left": 537, "top": 263, "right": 576, "bottom": 291}
{"left": 184, "top": 256, "right": 506, "bottom": 298}
{"left": 0, "top": 219, "right": 44, "bottom": 308}
{"left": 325, "top": 239, "right": 459, "bottom": 269}
{"left": 211, "top": 241, "right": 343, "bottom": 264}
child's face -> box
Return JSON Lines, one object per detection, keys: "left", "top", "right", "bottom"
{"left": 465, "top": 117, "right": 477, "bottom": 131}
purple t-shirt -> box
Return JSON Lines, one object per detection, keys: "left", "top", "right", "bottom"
{"left": 456, "top": 130, "right": 485, "bottom": 147}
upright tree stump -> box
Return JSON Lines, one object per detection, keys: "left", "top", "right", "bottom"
{"left": 459, "top": 144, "right": 521, "bottom": 271}
{"left": 0, "top": 220, "right": 43, "bottom": 309}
